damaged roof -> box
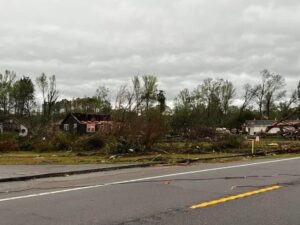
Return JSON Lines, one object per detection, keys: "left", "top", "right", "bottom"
{"left": 61, "top": 113, "right": 111, "bottom": 125}
{"left": 245, "top": 120, "right": 274, "bottom": 126}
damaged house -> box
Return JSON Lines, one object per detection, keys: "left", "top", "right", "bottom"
{"left": 60, "top": 113, "right": 113, "bottom": 135}
{"left": 0, "top": 118, "right": 28, "bottom": 137}
{"left": 243, "top": 120, "right": 280, "bottom": 135}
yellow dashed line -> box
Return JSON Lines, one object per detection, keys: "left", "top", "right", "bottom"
{"left": 190, "top": 185, "right": 282, "bottom": 209}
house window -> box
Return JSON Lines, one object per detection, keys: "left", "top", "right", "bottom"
{"left": 64, "top": 124, "right": 69, "bottom": 131}
{"left": 87, "top": 127, "right": 95, "bottom": 133}
{"left": 73, "top": 123, "right": 77, "bottom": 129}
{"left": 86, "top": 125, "right": 96, "bottom": 133}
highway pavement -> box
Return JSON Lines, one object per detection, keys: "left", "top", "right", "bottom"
{"left": 1, "top": 157, "right": 300, "bottom": 225}
{"left": 0, "top": 164, "right": 135, "bottom": 180}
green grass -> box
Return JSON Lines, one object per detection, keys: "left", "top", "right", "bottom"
{"left": 1, "top": 150, "right": 299, "bottom": 165}
{"left": 0, "top": 152, "right": 106, "bottom": 165}
{"left": 1, "top": 137, "right": 300, "bottom": 165}
{"left": 0, "top": 151, "right": 247, "bottom": 165}
{"left": 255, "top": 153, "right": 300, "bottom": 160}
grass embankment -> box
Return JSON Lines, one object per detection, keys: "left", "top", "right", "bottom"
{"left": 1, "top": 138, "right": 300, "bottom": 165}
{"left": 0, "top": 152, "right": 242, "bottom": 165}
{"left": 1, "top": 151, "right": 300, "bottom": 165}
{"left": 154, "top": 138, "right": 300, "bottom": 154}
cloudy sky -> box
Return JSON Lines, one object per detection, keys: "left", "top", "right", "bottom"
{"left": 0, "top": 0, "right": 300, "bottom": 102}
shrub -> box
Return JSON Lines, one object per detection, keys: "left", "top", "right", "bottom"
{"left": 74, "top": 134, "right": 105, "bottom": 151}
{"left": 0, "top": 133, "right": 19, "bottom": 141}
{"left": 183, "top": 126, "right": 216, "bottom": 140}
{"left": 32, "top": 140, "right": 54, "bottom": 152}
{"left": 212, "top": 134, "right": 244, "bottom": 151}
{"left": 52, "top": 132, "right": 73, "bottom": 151}
{"left": 189, "top": 142, "right": 213, "bottom": 153}
{"left": 111, "top": 135, "right": 145, "bottom": 154}
{"left": 0, "top": 139, "right": 19, "bottom": 152}
{"left": 85, "top": 134, "right": 105, "bottom": 149}
{"left": 19, "top": 140, "right": 33, "bottom": 151}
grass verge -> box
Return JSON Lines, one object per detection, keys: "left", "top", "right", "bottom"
{"left": 1, "top": 151, "right": 300, "bottom": 165}
{"left": 0, "top": 152, "right": 247, "bottom": 165}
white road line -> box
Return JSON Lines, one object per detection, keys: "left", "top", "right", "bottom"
{"left": 0, "top": 156, "right": 300, "bottom": 203}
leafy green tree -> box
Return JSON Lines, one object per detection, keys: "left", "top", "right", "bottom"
{"left": 157, "top": 90, "right": 166, "bottom": 113}
{"left": 11, "top": 76, "right": 35, "bottom": 116}
{"left": 172, "top": 89, "right": 193, "bottom": 129}
{"left": 172, "top": 78, "right": 235, "bottom": 132}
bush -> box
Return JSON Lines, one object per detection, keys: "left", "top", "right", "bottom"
{"left": 0, "top": 133, "right": 19, "bottom": 141}
{"left": 74, "top": 134, "right": 105, "bottom": 151}
{"left": 85, "top": 134, "right": 105, "bottom": 149}
{"left": 32, "top": 140, "right": 54, "bottom": 152}
{"left": 212, "top": 134, "right": 244, "bottom": 151}
{"left": 19, "top": 140, "right": 33, "bottom": 151}
{"left": 0, "top": 139, "right": 19, "bottom": 152}
{"left": 188, "top": 142, "right": 213, "bottom": 153}
{"left": 52, "top": 132, "right": 73, "bottom": 151}
{"left": 108, "top": 135, "right": 145, "bottom": 154}
{"left": 182, "top": 126, "right": 216, "bottom": 140}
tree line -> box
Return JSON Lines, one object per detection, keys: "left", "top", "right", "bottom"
{"left": 173, "top": 70, "right": 300, "bottom": 132}
{"left": 0, "top": 69, "right": 300, "bottom": 131}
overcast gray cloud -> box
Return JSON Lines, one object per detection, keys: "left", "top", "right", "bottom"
{"left": 0, "top": 0, "right": 300, "bottom": 102}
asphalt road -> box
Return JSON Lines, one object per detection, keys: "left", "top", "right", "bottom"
{"left": 1, "top": 157, "right": 300, "bottom": 225}
{"left": 0, "top": 164, "right": 133, "bottom": 180}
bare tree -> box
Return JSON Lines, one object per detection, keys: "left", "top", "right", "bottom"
{"left": 115, "top": 85, "right": 132, "bottom": 111}
{"left": 298, "top": 81, "right": 300, "bottom": 106}
{"left": 47, "top": 75, "right": 59, "bottom": 121}
{"left": 95, "top": 86, "right": 111, "bottom": 113}
{"left": 239, "top": 83, "right": 258, "bottom": 115}
{"left": 0, "top": 70, "right": 16, "bottom": 115}
{"left": 176, "top": 88, "right": 192, "bottom": 107}
{"left": 36, "top": 73, "right": 48, "bottom": 117}
{"left": 141, "top": 75, "right": 158, "bottom": 114}
{"left": 256, "top": 69, "right": 285, "bottom": 119}
{"left": 219, "top": 79, "right": 235, "bottom": 115}
{"left": 132, "top": 76, "right": 142, "bottom": 114}
{"left": 277, "top": 90, "right": 298, "bottom": 119}
{"left": 198, "top": 78, "right": 223, "bottom": 120}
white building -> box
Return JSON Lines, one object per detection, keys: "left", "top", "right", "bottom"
{"left": 244, "top": 120, "right": 280, "bottom": 135}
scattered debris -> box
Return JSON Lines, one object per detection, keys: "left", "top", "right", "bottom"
{"left": 268, "top": 143, "right": 279, "bottom": 146}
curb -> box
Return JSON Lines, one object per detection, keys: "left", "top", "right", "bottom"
{"left": 0, "top": 162, "right": 161, "bottom": 183}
